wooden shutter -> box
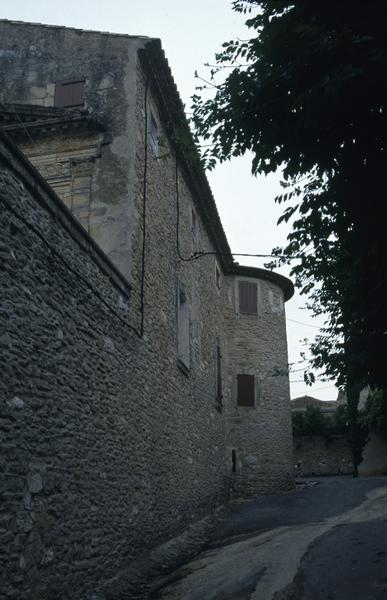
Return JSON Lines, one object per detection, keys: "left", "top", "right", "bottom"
{"left": 54, "top": 80, "right": 85, "bottom": 107}
{"left": 177, "top": 282, "right": 190, "bottom": 369}
{"left": 191, "top": 208, "right": 197, "bottom": 240}
{"left": 237, "top": 374, "right": 255, "bottom": 406}
{"left": 239, "top": 281, "right": 257, "bottom": 315}
{"left": 216, "top": 343, "right": 222, "bottom": 401}
{"left": 150, "top": 113, "right": 158, "bottom": 154}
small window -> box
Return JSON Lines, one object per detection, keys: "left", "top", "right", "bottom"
{"left": 215, "top": 339, "right": 222, "bottom": 411}
{"left": 237, "top": 374, "right": 255, "bottom": 407}
{"left": 54, "top": 79, "right": 85, "bottom": 107}
{"left": 177, "top": 281, "right": 190, "bottom": 370}
{"left": 215, "top": 264, "right": 221, "bottom": 291}
{"left": 150, "top": 113, "right": 158, "bottom": 155}
{"left": 238, "top": 281, "right": 257, "bottom": 315}
{"left": 191, "top": 208, "right": 197, "bottom": 241}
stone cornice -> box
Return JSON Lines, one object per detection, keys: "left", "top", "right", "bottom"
{"left": 229, "top": 265, "right": 294, "bottom": 301}
{"left": 0, "top": 104, "right": 105, "bottom": 139}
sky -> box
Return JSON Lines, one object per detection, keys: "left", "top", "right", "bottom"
{"left": 1, "top": 0, "right": 339, "bottom": 401}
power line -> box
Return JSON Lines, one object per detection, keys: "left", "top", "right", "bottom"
{"left": 290, "top": 383, "right": 337, "bottom": 393}
{"left": 290, "top": 377, "right": 327, "bottom": 383}
{"left": 287, "top": 317, "right": 322, "bottom": 329}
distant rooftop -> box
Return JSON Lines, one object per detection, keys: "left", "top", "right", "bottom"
{"left": 291, "top": 395, "right": 341, "bottom": 411}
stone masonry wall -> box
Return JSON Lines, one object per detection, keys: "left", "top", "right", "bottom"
{"left": 133, "top": 60, "right": 295, "bottom": 499}
{"left": 0, "top": 131, "right": 230, "bottom": 600}
{"left": 293, "top": 435, "right": 353, "bottom": 477}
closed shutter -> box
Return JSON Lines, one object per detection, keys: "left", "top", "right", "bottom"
{"left": 150, "top": 113, "right": 158, "bottom": 155}
{"left": 239, "top": 281, "right": 257, "bottom": 315}
{"left": 54, "top": 80, "right": 85, "bottom": 107}
{"left": 237, "top": 374, "right": 255, "bottom": 406}
{"left": 177, "top": 281, "right": 190, "bottom": 369}
{"left": 216, "top": 343, "right": 222, "bottom": 401}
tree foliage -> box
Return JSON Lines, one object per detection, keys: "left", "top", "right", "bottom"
{"left": 292, "top": 405, "right": 349, "bottom": 437}
{"left": 192, "top": 0, "right": 387, "bottom": 394}
{"left": 360, "top": 389, "right": 387, "bottom": 433}
{"left": 192, "top": 0, "right": 387, "bottom": 471}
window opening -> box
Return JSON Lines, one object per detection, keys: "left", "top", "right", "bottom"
{"left": 54, "top": 79, "right": 85, "bottom": 108}
{"left": 238, "top": 280, "right": 258, "bottom": 315}
{"left": 215, "top": 264, "right": 221, "bottom": 291}
{"left": 177, "top": 281, "right": 190, "bottom": 370}
{"left": 150, "top": 113, "right": 158, "bottom": 155}
{"left": 191, "top": 208, "right": 197, "bottom": 241}
{"left": 237, "top": 374, "right": 255, "bottom": 407}
{"left": 215, "top": 340, "right": 223, "bottom": 412}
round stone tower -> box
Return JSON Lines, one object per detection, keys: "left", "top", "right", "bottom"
{"left": 224, "top": 265, "right": 294, "bottom": 496}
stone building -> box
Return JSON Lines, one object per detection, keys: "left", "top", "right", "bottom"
{"left": 0, "top": 20, "right": 294, "bottom": 599}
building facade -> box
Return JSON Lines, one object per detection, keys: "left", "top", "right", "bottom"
{"left": 0, "top": 20, "right": 294, "bottom": 599}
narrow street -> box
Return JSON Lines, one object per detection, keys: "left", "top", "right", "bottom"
{"left": 153, "top": 477, "right": 387, "bottom": 600}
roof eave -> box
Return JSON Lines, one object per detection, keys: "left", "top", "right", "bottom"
{"left": 138, "top": 39, "right": 234, "bottom": 272}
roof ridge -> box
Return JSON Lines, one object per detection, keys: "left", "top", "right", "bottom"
{"left": 0, "top": 18, "right": 154, "bottom": 40}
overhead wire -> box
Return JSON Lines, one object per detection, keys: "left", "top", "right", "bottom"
{"left": 175, "top": 154, "right": 307, "bottom": 262}
{"left": 287, "top": 318, "right": 322, "bottom": 329}
{"left": 290, "top": 383, "right": 338, "bottom": 393}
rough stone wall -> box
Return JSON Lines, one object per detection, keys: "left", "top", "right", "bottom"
{"left": 359, "top": 430, "right": 387, "bottom": 476}
{"left": 293, "top": 436, "right": 353, "bottom": 476}
{"left": 0, "top": 132, "right": 230, "bottom": 599}
{"left": 224, "top": 276, "right": 295, "bottom": 496}
{"left": 0, "top": 20, "right": 146, "bottom": 280}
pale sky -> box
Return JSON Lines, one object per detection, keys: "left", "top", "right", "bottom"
{"left": 1, "top": 0, "right": 338, "bottom": 401}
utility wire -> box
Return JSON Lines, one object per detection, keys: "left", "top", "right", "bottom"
{"left": 175, "top": 155, "right": 305, "bottom": 263}
{"left": 287, "top": 318, "right": 322, "bottom": 329}
{"left": 290, "top": 383, "right": 337, "bottom": 393}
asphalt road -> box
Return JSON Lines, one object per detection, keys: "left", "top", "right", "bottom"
{"left": 154, "top": 477, "right": 387, "bottom": 600}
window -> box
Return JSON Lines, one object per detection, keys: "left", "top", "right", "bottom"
{"left": 150, "top": 113, "right": 158, "bottom": 155}
{"left": 237, "top": 374, "right": 255, "bottom": 407}
{"left": 215, "top": 264, "right": 221, "bottom": 291}
{"left": 191, "top": 208, "right": 197, "bottom": 241}
{"left": 215, "top": 339, "right": 223, "bottom": 411}
{"left": 238, "top": 280, "right": 258, "bottom": 315}
{"left": 177, "top": 281, "right": 190, "bottom": 370}
{"left": 54, "top": 79, "right": 85, "bottom": 107}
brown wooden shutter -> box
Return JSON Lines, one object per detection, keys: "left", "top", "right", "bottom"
{"left": 54, "top": 80, "right": 85, "bottom": 107}
{"left": 237, "top": 374, "right": 255, "bottom": 406}
{"left": 239, "top": 281, "right": 257, "bottom": 315}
